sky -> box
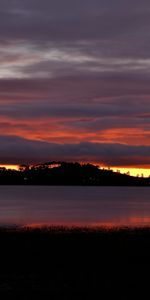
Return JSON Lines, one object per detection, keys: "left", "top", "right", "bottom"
{"left": 0, "top": 0, "right": 150, "bottom": 173}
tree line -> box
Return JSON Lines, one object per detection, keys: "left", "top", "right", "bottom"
{"left": 0, "top": 162, "right": 149, "bottom": 186}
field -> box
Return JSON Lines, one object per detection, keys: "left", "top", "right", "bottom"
{"left": 0, "top": 226, "right": 149, "bottom": 299}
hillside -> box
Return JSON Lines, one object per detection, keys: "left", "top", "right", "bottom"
{"left": 0, "top": 162, "right": 149, "bottom": 186}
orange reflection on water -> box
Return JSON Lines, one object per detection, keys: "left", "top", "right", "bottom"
{"left": 23, "top": 216, "right": 150, "bottom": 229}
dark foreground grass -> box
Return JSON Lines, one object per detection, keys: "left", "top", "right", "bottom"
{"left": 0, "top": 226, "right": 149, "bottom": 299}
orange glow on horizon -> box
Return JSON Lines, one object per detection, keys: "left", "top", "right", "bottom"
{"left": 109, "top": 167, "right": 150, "bottom": 178}
{"left": 22, "top": 216, "right": 150, "bottom": 229}
{"left": 0, "top": 164, "right": 19, "bottom": 170}
{"left": 91, "top": 163, "right": 150, "bottom": 178}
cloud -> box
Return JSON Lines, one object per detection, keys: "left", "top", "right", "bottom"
{"left": 0, "top": 0, "right": 149, "bottom": 45}
{"left": 0, "top": 92, "right": 149, "bottom": 148}
{"left": 0, "top": 0, "right": 150, "bottom": 79}
{"left": 0, "top": 135, "right": 149, "bottom": 167}
{"left": 0, "top": 1, "right": 149, "bottom": 165}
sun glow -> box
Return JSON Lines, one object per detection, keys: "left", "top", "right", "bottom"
{"left": 110, "top": 167, "right": 150, "bottom": 178}
{"left": 0, "top": 165, "right": 19, "bottom": 170}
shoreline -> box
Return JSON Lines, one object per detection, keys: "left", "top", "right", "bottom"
{"left": 1, "top": 224, "right": 150, "bottom": 232}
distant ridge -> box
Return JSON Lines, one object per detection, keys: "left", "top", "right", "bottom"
{"left": 0, "top": 162, "right": 149, "bottom": 186}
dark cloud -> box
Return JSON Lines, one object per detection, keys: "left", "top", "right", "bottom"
{"left": 0, "top": 100, "right": 148, "bottom": 119}
{"left": 0, "top": 0, "right": 149, "bottom": 45}
{"left": 0, "top": 0, "right": 149, "bottom": 65}
{"left": 0, "top": 135, "right": 149, "bottom": 166}
{"left": 1, "top": 74, "right": 150, "bottom": 102}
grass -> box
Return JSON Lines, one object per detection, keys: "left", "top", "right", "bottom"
{"left": 0, "top": 226, "right": 149, "bottom": 299}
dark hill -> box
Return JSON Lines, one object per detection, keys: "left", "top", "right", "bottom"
{"left": 0, "top": 162, "right": 149, "bottom": 186}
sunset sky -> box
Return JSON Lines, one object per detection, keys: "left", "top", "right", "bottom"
{"left": 0, "top": 0, "right": 150, "bottom": 175}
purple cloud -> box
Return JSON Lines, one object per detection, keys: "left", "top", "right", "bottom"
{"left": 0, "top": 136, "right": 149, "bottom": 166}
{"left": 0, "top": 0, "right": 149, "bottom": 166}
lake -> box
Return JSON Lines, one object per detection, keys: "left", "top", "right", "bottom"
{"left": 0, "top": 186, "right": 150, "bottom": 228}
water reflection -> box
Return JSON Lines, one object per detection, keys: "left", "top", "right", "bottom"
{"left": 0, "top": 186, "right": 149, "bottom": 228}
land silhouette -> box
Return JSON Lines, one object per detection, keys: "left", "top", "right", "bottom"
{"left": 0, "top": 226, "right": 149, "bottom": 298}
{"left": 0, "top": 162, "right": 149, "bottom": 186}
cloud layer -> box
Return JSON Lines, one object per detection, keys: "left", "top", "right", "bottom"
{"left": 0, "top": 136, "right": 149, "bottom": 167}
{"left": 0, "top": 0, "right": 150, "bottom": 166}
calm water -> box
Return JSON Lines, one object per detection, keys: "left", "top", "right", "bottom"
{"left": 0, "top": 186, "right": 150, "bottom": 228}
